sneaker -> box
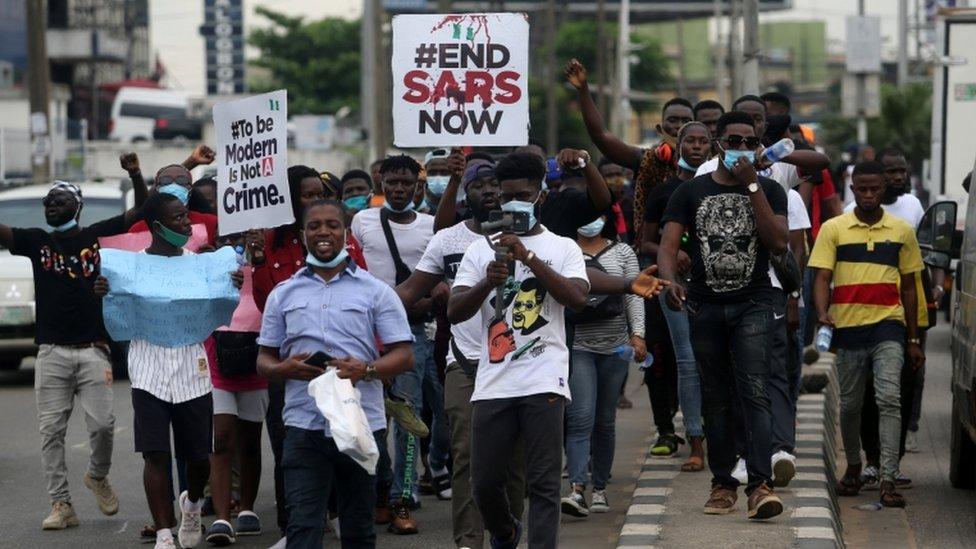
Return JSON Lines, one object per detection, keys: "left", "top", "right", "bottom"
{"left": 905, "top": 431, "right": 920, "bottom": 453}
{"left": 432, "top": 473, "right": 452, "bottom": 500}
{"left": 747, "top": 483, "right": 784, "bottom": 520}
{"left": 267, "top": 536, "right": 287, "bottom": 549}
{"left": 385, "top": 396, "right": 430, "bottom": 438}
{"left": 803, "top": 347, "right": 821, "bottom": 365}
{"left": 41, "top": 500, "right": 79, "bottom": 530}
{"left": 650, "top": 433, "right": 684, "bottom": 457}
{"left": 703, "top": 485, "right": 737, "bottom": 515}
{"left": 154, "top": 531, "right": 177, "bottom": 549}
{"left": 771, "top": 451, "right": 796, "bottom": 488}
{"left": 489, "top": 518, "right": 522, "bottom": 549}
{"left": 205, "top": 519, "right": 236, "bottom": 546}
{"left": 591, "top": 489, "right": 610, "bottom": 513}
{"left": 387, "top": 500, "right": 419, "bottom": 535}
{"left": 178, "top": 491, "right": 204, "bottom": 548}
{"left": 84, "top": 473, "right": 119, "bottom": 516}
{"left": 732, "top": 458, "right": 748, "bottom": 485}
{"left": 860, "top": 465, "right": 880, "bottom": 491}
{"left": 895, "top": 471, "right": 913, "bottom": 490}
{"left": 560, "top": 488, "right": 589, "bottom": 517}
{"left": 235, "top": 511, "right": 261, "bottom": 536}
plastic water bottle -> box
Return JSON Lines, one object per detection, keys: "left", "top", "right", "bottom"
{"left": 815, "top": 325, "right": 833, "bottom": 353}
{"left": 614, "top": 344, "right": 635, "bottom": 363}
{"left": 762, "top": 138, "right": 795, "bottom": 163}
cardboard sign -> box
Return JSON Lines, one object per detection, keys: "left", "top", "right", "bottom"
{"left": 392, "top": 13, "right": 529, "bottom": 147}
{"left": 214, "top": 90, "right": 293, "bottom": 236}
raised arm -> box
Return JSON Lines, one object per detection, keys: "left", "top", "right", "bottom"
{"left": 782, "top": 149, "right": 830, "bottom": 173}
{"left": 731, "top": 158, "right": 788, "bottom": 254}
{"left": 565, "top": 59, "right": 642, "bottom": 171}
{"left": 120, "top": 152, "right": 149, "bottom": 228}
{"left": 433, "top": 148, "right": 466, "bottom": 232}
{"left": 558, "top": 148, "right": 613, "bottom": 211}
{"left": 182, "top": 144, "right": 216, "bottom": 171}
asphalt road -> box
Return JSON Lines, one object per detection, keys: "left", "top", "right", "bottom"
{"left": 0, "top": 361, "right": 653, "bottom": 549}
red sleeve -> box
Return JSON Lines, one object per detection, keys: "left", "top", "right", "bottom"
{"left": 128, "top": 219, "right": 148, "bottom": 233}
{"left": 346, "top": 233, "right": 368, "bottom": 270}
{"left": 820, "top": 169, "right": 836, "bottom": 198}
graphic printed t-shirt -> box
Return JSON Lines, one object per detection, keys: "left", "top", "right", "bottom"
{"left": 453, "top": 229, "right": 589, "bottom": 402}
{"left": 351, "top": 207, "right": 434, "bottom": 288}
{"left": 662, "top": 174, "right": 788, "bottom": 302}
{"left": 11, "top": 215, "right": 127, "bottom": 345}
{"left": 414, "top": 222, "right": 483, "bottom": 363}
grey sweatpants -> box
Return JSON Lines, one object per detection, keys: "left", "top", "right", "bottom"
{"left": 35, "top": 344, "right": 115, "bottom": 503}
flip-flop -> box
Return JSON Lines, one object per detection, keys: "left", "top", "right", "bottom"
{"left": 835, "top": 473, "right": 862, "bottom": 497}
{"left": 681, "top": 455, "right": 705, "bottom": 472}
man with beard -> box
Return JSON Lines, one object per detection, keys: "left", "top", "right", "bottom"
{"left": 658, "top": 111, "right": 789, "bottom": 520}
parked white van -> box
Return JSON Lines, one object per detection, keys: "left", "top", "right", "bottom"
{"left": 108, "top": 87, "right": 190, "bottom": 143}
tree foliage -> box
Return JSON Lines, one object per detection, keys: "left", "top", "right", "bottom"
{"left": 248, "top": 7, "right": 361, "bottom": 115}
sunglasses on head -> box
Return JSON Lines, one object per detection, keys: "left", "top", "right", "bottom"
{"left": 716, "top": 136, "right": 762, "bottom": 149}
{"left": 157, "top": 175, "right": 191, "bottom": 187}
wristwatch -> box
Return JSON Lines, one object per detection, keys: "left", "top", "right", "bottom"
{"left": 577, "top": 150, "right": 591, "bottom": 168}
{"left": 363, "top": 362, "right": 377, "bottom": 382}
{"left": 907, "top": 337, "right": 922, "bottom": 346}
{"left": 524, "top": 251, "right": 536, "bottom": 263}
{"left": 747, "top": 181, "right": 760, "bottom": 194}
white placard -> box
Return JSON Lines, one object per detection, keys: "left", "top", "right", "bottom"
{"left": 845, "top": 16, "right": 882, "bottom": 74}
{"left": 213, "top": 90, "right": 293, "bottom": 236}
{"left": 392, "top": 13, "right": 529, "bottom": 147}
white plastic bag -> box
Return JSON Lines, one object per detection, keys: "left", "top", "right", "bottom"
{"left": 307, "top": 370, "right": 379, "bottom": 474}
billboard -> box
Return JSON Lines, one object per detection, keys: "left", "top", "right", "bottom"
{"left": 200, "top": 0, "right": 246, "bottom": 95}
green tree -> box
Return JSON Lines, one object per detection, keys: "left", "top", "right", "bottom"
{"left": 820, "top": 82, "right": 932, "bottom": 173}
{"left": 248, "top": 7, "right": 361, "bottom": 115}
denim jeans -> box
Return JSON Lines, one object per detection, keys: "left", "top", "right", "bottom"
{"left": 659, "top": 291, "right": 703, "bottom": 438}
{"left": 687, "top": 295, "right": 778, "bottom": 492}
{"left": 390, "top": 325, "right": 450, "bottom": 502}
{"left": 835, "top": 340, "right": 903, "bottom": 483}
{"left": 282, "top": 427, "right": 377, "bottom": 549}
{"left": 565, "top": 350, "right": 630, "bottom": 489}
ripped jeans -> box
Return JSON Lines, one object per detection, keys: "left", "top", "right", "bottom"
{"left": 687, "top": 294, "right": 778, "bottom": 493}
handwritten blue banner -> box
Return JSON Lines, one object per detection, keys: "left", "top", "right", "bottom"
{"left": 101, "top": 247, "right": 241, "bottom": 347}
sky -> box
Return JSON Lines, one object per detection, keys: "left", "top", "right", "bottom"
{"left": 150, "top": 0, "right": 910, "bottom": 96}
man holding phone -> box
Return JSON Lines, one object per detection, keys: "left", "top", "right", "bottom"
{"left": 257, "top": 199, "right": 415, "bottom": 549}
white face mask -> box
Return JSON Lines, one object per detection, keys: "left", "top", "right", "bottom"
{"left": 577, "top": 217, "right": 605, "bottom": 237}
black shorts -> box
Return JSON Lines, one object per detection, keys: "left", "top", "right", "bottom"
{"left": 132, "top": 388, "right": 213, "bottom": 461}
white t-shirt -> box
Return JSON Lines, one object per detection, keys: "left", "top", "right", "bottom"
{"left": 350, "top": 207, "right": 434, "bottom": 288}
{"left": 453, "top": 229, "right": 589, "bottom": 402}
{"left": 414, "top": 221, "right": 484, "bottom": 363}
{"left": 696, "top": 157, "right": 801, "bottom": 192}
{"left": 843, "top": 193, "right": 925, "bottom": 228}
{"left": 769, "top": 188, "right": 812, "bottom": 291}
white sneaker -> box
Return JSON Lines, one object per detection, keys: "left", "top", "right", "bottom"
{"left": 560, "top": 489, "right": 589, "bottom": 517}
{"left": 268, "top": 536, "right": 287, "bottom": 549}
{"left": 860, "top": 465, "right": 880, "bottom": 491}
{"left": 905, "top": 431, "right": 920, "bottom": 453}
{"left": 591, "top": 489, "right": 610, "bottom": 513}
{"left": 732, "top": 458, "right": 748, "bottom": 485}
{"left": 178, "top": 491, "right": 203, "bottom": 548}
{"left": 771, "top": 451, "right": 796, "bottom": 487}
{"left": 155, "top": 529, "right": 177, "bottom": 549}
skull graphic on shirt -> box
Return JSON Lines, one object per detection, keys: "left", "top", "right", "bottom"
{"left": 695, "top": 193, "right": 758, "bottom": 292}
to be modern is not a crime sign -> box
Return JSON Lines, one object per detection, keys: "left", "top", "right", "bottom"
{"left": 213, "top": 90, "right": 294, "bottom": 236}
{"left": 392, "top": 13, "right": 529, "bottom": 147}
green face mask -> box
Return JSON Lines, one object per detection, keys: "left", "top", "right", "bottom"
{"left": 153, "top": 221, "right": 190, "bottom": 248}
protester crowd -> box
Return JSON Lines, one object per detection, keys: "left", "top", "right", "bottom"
{"left": 9, "top": 56, "right": 947, "bottom": 549}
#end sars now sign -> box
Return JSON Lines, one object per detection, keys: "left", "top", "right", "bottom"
{"left": 392, "top": 13, "right": 529, "bottom": 148}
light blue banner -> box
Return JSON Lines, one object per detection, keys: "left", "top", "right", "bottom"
{"left": 101, "top": 247, "right": 241, "bottom": 347}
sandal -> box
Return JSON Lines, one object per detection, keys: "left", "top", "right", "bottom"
{"left": 879, "top": 481, "right": 906, "bottom": 508}
{"left": 651, "top": 433, "right": 684, "bottom": 457}
{"left": 835, "top": 472, "right": 862, "bottom": 497}
{"left": 681, "top": 455, "right": 705, "bottom": 472}
{"left": 140, "top": 524, "right": 156, "bottom": 543}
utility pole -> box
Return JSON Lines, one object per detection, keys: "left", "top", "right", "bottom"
{"left": 596, "top": 0, "right": 608, "bottom": 116}
{"left": 897, "top": 0, "right": 908, "bottom": 86}
{"left": 613, "top": 0, "right": 631, "bottom": 139}
{"left": 676, "top": 16, "right": 688, "bottom": 98}
{"left": 363, "top": 0, "right": 389, "bottom": 162}
{"left": 545, "top": 0, "right": 557, "bottom": 153}
{"left": 713, "top": 0, "right": 728, "bottom": 106}
{"left": 361, "top": 0, "right": 376, "bottom": 163}
{"left": 742, "top": 0, "right": 760, "bottom": 95}
{"left": 856, "top": 0, "right": 868, "bottom": 148}
{"left": 26, "top": 0, "right": 51, "bottom": 183}
{"left": 729, "top": 0, "right": 743, "bottom": 99}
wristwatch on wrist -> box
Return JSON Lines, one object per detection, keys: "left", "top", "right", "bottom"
{"left": 747, "top": 181, "right": 760, "bottom": 194}
{"left": 524, "top": 251, "right": 536, "bottom": 263}
{"left": 907, "top": 337, "right": 922, "bottom": 346}
{"left": 363, "top": 362, "right": 377, "bottom": 382}
{"left": 578, "top": 150, "right": 591, "bottom": 168}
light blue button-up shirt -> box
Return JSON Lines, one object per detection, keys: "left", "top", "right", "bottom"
{"left": 257, "top": 262, "right": 413, "bottom": 435}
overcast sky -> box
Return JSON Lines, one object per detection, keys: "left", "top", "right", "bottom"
{"left": 150, "top": 0, "right": 908, "bottom": 95}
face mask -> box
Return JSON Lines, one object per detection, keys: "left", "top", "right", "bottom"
{"left": 306, "top": 248, "right": 348, "bottom": 269}
{"left": 50, "top": 218, "right": 78, "bottom": 232}
{"left": 721, "top": 150, "right": 755, "bottom": 171}
{"left": 158, "top": 183, "right": 190, "bottom": 205}
{"left": 343, "top": 195, "right": 369, "bottom": 211}
{"left": 426, "top": 175, "right": 450, "bottom": 196}
{"left": 415, "top": 198, "right": 431, "bottom": 213}
{"left": 383, "top": 200, "right": 415, "bottom": 214}
{"left": 500, "top": 194, "right": 539, "bottom": 234}
{"left": 153, "top": 221, "right": 190, "bottom": 248}
{"left": 677, "top": 156, "right": 695, "bottom": 172}
{"left": 577, "top": 217, "right": 605, "bottom": 237}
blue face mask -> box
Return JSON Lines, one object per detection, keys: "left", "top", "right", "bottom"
{"left": 577, "top": 217, "right": 605, "bottom": 237}
{"left": 383, "top": 200, "right": 416, "bottom": 214}
{"left": 721, "top": 150, "right": 755, "bottom": 171}
{"left": 677, "top": 156, "right": 695, "bottom": 172}
{"left": 50, "top": 218, "right": 78, "bottom": 232}
{"left": 500, "top": 194, "right": 539, "bottom": 234}
{"left": 343, "top": 195, "right": 369, "bottom": 211}
{"left": 158, "top": 183, "right": 190, "bottom": 205}
{"left": 415, "top": 199, "right": 431, "bottom": 213}
{"left": 426, "top": 175, "right": 450, "bottom": 196}
{"left": 306, "top": 248, "right": 349, "bottom": 269}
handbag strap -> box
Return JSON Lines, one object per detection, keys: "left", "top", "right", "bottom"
{"left": 379, "top": 208, "right": 412, "bottom": 285}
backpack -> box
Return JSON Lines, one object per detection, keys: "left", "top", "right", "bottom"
{"left": 572, "top": 244, "right": 625, "bottom": 324}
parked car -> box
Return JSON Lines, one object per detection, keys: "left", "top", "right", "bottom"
{"left": 0, "top": 183, "right": 130, "bottom": 375}
{"left": 152, "top": 111, "right": 203, "bottom": 141}
{"left": 109, "top": 87, "right": 190, "bottom": 143}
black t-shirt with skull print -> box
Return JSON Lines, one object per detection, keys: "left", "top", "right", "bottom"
{"left": 661, "top": 173, "right": 787, "bottom": 303}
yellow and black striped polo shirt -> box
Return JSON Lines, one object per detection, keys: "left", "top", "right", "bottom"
{"left": 808, "top": 211, "right": 924, "bottom": 348}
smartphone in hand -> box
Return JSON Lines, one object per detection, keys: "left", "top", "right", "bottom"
{"left": 304, "top": 351, "right": 334, "bottom": 369}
